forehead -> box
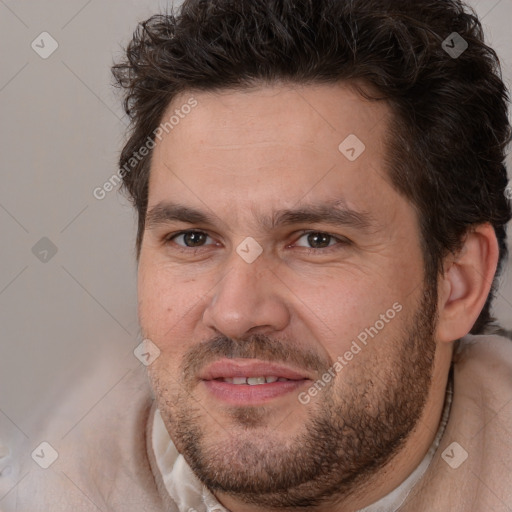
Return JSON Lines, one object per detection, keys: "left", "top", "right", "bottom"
{"left": 162, "top": 82, "right": 387, "bottom": 155}
{"left": 147, "top": 82, "right": 406, "bottom": 233}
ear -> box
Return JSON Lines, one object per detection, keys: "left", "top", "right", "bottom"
{"left": 436, "top": 223, "right": 499, "bottom": 343}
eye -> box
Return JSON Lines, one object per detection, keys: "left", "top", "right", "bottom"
{"left": 292, "top": 231, "right": 349, "bottom": 252}
{"left": 166, "top": 230, "right": 216, "bottom": 249}
{"left": 163, "top": 229, "right": 350, "bottom": 255}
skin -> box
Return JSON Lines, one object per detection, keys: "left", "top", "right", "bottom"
{"left": 137, "top": 83, "right": 498, "bottom": 511}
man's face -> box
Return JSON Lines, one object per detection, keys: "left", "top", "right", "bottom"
{"left": 138, "top": 83, "right": 438, "bottom": 507}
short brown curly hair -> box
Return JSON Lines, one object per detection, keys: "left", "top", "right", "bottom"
{"left": 112, "top": 0, "right": 511, "bottom": 334}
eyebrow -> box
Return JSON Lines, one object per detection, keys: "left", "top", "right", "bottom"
{"left": 145, "top": 201, "right": 374, "bottom": 232}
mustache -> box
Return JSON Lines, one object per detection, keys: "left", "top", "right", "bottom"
{"left": 181, "top": 333, "right": 331, "bottom": 385}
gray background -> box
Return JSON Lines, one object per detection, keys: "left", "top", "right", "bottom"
{"left": 0, "top": 0, "right": 511, "bottom": 447}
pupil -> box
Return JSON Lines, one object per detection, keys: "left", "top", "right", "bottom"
{"left": 185, "top": 232, "right": 205, "bottom": 247}
{"left": 308, "top": 232, "right": 330, "bottom": 248}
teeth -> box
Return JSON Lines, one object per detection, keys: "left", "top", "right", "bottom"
{"left": 221, "top": 376, "right": 288, "bottom": 385}
{"left": 247, "top": 376, "right": 266, "bottom": 385}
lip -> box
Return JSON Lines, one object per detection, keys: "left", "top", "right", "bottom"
{"left": 199, "top": 358, "right": 312, "bottom": 381}
{"left": 199, "top": 358, "right": 312, "bottom": 406}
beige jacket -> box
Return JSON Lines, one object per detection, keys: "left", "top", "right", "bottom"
{"left": 1, "top": 334, "right": 511, "bottom": 511}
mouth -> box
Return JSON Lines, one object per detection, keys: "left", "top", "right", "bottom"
{"left": 198, "top": 358, "right": 312, "bottom": 405}
{"left": 219, "top": 376, "right": 293, "bottom": 384}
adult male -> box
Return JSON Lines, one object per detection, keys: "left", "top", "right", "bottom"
{"left": 6, "top": 0, "right": 512, "bottom": 510}
{"left": 109, "top": 0, "right": 512, "bottom": 509}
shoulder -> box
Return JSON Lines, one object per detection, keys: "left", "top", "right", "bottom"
{"left": 451, "top": 332, "right": 512, "bottom": 448}
{"left": 4, "top": 362, "right": 165, "bottom": 511}
{"left": 454, "top": 332, "right": 512, "bottom": 368}
{"left": 401, "top": 333, "right": 512, "bottom": 511}
{"left": 453, "top": 333, "right": 512, "bottom": 403}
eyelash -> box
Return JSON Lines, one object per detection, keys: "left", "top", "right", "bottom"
{"left": 163, "top": 230, "right": 350, "bottom": 255}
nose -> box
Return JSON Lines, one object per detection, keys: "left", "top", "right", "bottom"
{"left": 202, "top": 250, "right": 291, "bottom": 340}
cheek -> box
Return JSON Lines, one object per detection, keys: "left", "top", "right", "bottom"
{"left": 292, "top": 265, "right": 413, "bottom": 362}
{"left": 137, "top": 257, "right": 207, "bottom": 358}
{"left": 291, "top": 266, "right": 396, "bottom": 324}
{"left": 138, "top": 260, "right": 182, "bottom": 340}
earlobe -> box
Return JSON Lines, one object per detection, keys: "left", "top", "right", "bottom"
{"left": 436, "top": 224, "right": 499, "bottom": 343}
